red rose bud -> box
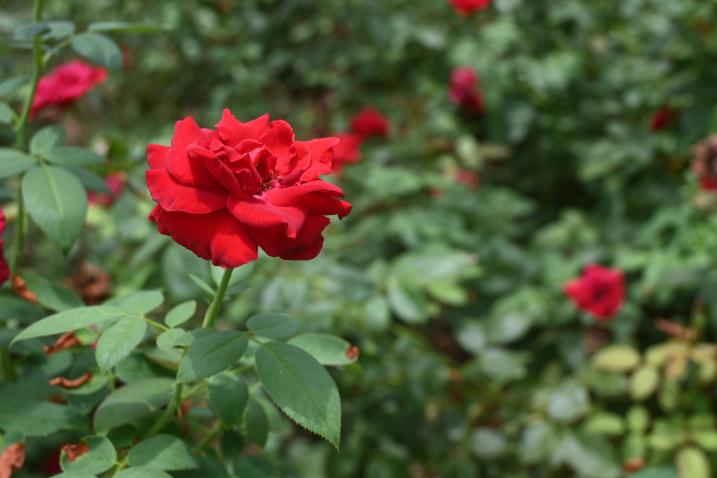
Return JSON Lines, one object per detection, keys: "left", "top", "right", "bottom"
{"left": 88, "top": 171, "right": 127, "bottom": 206}
{"left": 146, "top": 110, "right": 352, "bottom": 268}
{"left": 0, "top": 211, "right": 8, "bottom": 287}
{"left": 61, "top": 442, "right": 89, "bottom": 462}
{"left": 449, "top": 0, "right": 490, "bottom": 15}
{"left": 43, "top": 331, "right": 81, "bottom": 355}
{"left": 349, "top": 107, "right": 389, "bottom": 138}
{"left": 564, "top": 264, "right": 625, "bottom": 321}
{"left": 30, "top": 60, "right": 107, "bottom": 118}
{"left": 649, "top": 106, "right": 677, "bottom": 131}
{"left": 0, "top": 443, "right": 25, "bottom": 478}
{"left": 49, "top": 372, "right": 92, "bottom": 389}
{"left": 692, "top": 134, "right": 717, "bottom": 191}
{"left": 345, "top": 345, "right": 360, "bottom": 360}
{"left": 331, "top": 133, "right": 363, "bottom": 174}
{"left": 449, "top": 67, "right": 485, "bottom": 114}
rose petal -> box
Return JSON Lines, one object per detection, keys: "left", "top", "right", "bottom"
{"left": 146, "top": 169, "right": 226, "bottom": 214}
{"left": 295, "top": 137, "right": 339, "bottom": 181}
{"left": 171, "top": 117, "right": 205, "bottom": 148}
{"left": 261, "top": 120, "right": 296, "bottom": 176}
{"left": 256, "top": 215, "right": 330, "bottom": 260}
{"left": 216, "top": 109, "right": 270, "bottom": 145}
{"left": 227, "top": 196, "right": 305, "bottom": 238}
{"left": 147, "top": 144, "right": 169, "bottom": 169}
{"left": 166, "top": 145, "right": 220, "bottom": 189}
{"left": 149, "top": 206, "right": 258, "bottom": 268}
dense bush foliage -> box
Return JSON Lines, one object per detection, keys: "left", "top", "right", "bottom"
{"left": 2, "top": 0, "right": 717, "bottom": 477}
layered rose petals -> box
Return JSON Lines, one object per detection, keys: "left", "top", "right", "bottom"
{"left": 564, "top": 264, "right": 625, "bottom": 321}
{"left": 449, "top": 67, "right": 485, "bottom": 114}
{"left": 146, "top": 110, "right": 352, "bottom": 268}
{"left": 350, "top": 107, "right": 389, "bottom": 138}
{"left": 31, "top": 60, "right": 107, "bottom": 118}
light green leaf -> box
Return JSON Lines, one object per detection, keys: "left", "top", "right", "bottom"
{"left": 30, "top": 126, "right": 65, "bottom": 156}
{"left": 115, "top": 469, "right": 172, "bottom": 478}
{"left": 45, "top": 146, "right": 105, "bottom": 167}
{"left": 110, "top": 290, "right": 164, "bottom": 315}
{"left": 247, "top": 313, "right": 300, "bottom": 339}
{"left": 677, "top": 446, "right": 710, "bottom": 478}
{"left": 71, "top": 32, "right": 122, "bottom": 71}
{"left": 93, "top": 378, "right": 174, "bottom": 431}
{"left": 593, "top": 345, "right": 641, "bottom": 373}
{"left": 0, "top": 102, "right": 14, "bottom": 124}
{"left": 60, "top": 436, "right": 116, "bottom": 474}
{"left": 95, "top": 317, "right": 147, "bottom": 370}
{"left": 0, "top": 76, "right": 28, "bottom": 98}
{"left": 208, "top": 373, "right": 248, "bottom": 426}
{"left": 0, "top": 148, "right": 36, "bottom": 179}
{"left": 165, "top": 301, "right": 196, "bottom": 328}
{"left": 288, "top": 333, "right": 358, "bottom": 366}
{"left": 0, "top": 399, "right": 82, "bottom": 436}
{"left": 631, "top": 366, "right": 660, "bottom": 400}
{"left": 156, "top": 328, "right": 187, "bottom": 351}
{"left": 177, "top": 330, "right": 248, "bottom": 383}
{"left": 12, "top": 305, "right": 125, "bottom": 344}
{"left": 255, "top": 341, "right": 341, "bottom": 449}
{"left": 127, "top": 435, "right": 197, "bottom": 471}
{"left": 23, "top": 165, "right": 88, "bottom": 250}
{"left": 88, "top": 21, "right": 167, "bottom": 33}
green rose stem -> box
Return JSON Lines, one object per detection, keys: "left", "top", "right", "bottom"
{"left": 11, "top": 0, "right": 45, "bottom": 276}
{"left": 202, "top": 267, "right": 234, "bottom": 328}
{"left": 141, "top": 267, "right": 234, "bottom": 441}
{"left": 0, "top": 0, "right": 44, "bottom": 384}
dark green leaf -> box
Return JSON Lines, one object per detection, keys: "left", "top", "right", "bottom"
{"left": 23, "top": 272, "right": 84, "bottom": 311}
{"left": 71, "top": 32, "right": 122, "bottom": 71}
{"left": 177, "top": 330, "right": 248, "bottom": 383}
{"left": 0, "top": 399, "right": 83, "bottom": 436}
{"left": 23, "top": 165, "right": 88, "bottom": 250}
{"left": 247, "top": 313, "right": 300, "bottom": 339}
{"left": 110, "top": 290, "right": 164, "bottom": 315}
{"left": 0, "top": 76, "right": 28, "bottom": 98}
{"left": 60, "top": 436, "right": 116, "bottom": 474}
{"left": 208, "top": 373, "right": 248, "bottom": 426}
{"left": 115, "top": 469, "right": 173, "bottom": 478}
{"left": 244, "top": 400, "right": 268, "bottom": 447}
{"left": 0, "top": 102, "right": 14, "bottom": 124}
{"left": 255, "top": 341, "right": 341, "bottom": 448}
{"left": 127, "top": 435, "right": 197, "bottom": 471}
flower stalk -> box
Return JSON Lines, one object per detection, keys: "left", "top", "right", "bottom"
{"left": 202, "top": 267, "right": 234, "bottom": 328}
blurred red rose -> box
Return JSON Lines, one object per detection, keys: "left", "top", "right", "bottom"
{"left": 454, "top": 168, "right": 478, "bottom": 189}
{"left": 350, "top": 107, "right": 389, "bottom": 138}
{"left": 564, "top": 264, "right": 625, "bottom": 320}
{"left": 450, "top": 0, "right": 490, "bottom": 15}
{"left": 0, "top": 211, "right": 8, "bottom": 287}
{"left": 649, "top": 106, "right": 677, "bottom": 131}
{"left": 692, "top": 134, "right": 717, "bottom": 191}
{"left": 146, "top": 109, "right": 352, "bottom": 268}
{"left": 331, "top": 133, "right": 363, "bottom": 174}
{"left": 449, "top": 67, "right": 484, "bottom": 114}
{"left": 31, "top": 60, "right": 107, "bottom": 118}
{"left": 88, "top": 172, "right": 127, "bottom": 206}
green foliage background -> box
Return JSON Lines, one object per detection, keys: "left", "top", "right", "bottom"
{"left": 3, "top": 0, "right": 717, "bottom": 477}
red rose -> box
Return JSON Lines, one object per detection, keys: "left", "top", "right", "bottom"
{"left": 649, "top": 106, "right": 677, "bottom": 131}
{"left": 564, "top": 265, "right": 625, "bottom": 320}
{"left": 449, "top": 0, "right": 490, "bottom": 15}
{"left": 0, "top": 211, "right": 8, "bottom": 287}
{"left": 454, "top": 168, "right": 478, "bottom": 189}
{"left": 692, "top": 134, "right": 717, "bottom": 191}
{"left": 449, "top": 67, "right": 484, "bottom": 114}
{"left": 146, "top": 110, "right": 352, "bottom": 268}
{"left": 88, "top": 172, "right": 127, "bottom": 206}
{"left": 331, "top": 133, "right": 363, "bottom": 174}
{"left": 350, "top": 107, "right": 389, "bottom": 138}
{"left": 31, "top": 60, "right": 108, "bottom": 118}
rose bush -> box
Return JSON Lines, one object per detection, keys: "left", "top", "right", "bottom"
{"left": 2, "top": 0, "right": 717, "bottom": 477}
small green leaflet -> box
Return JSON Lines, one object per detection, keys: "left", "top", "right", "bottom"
{"left": 246, "top": 313, "right": 300, "bottom": 339}
{"left": 127, "top": 435, "right": 197, "bottom": 471}
{"left": 164, "top": 301, "right": 196, "bottom": 328}
{"left": 12, "top": 305, "right": 125, "bottom": 344}
{"left": 95, "top": 317, "right": 148, "bottom": 370}
{"left": 60, "top": 436, "right": 116, "bottom": 474}
{"left": 71, "top": 32, "right": 122, "bottom": 71}
{"left": 255, "top": 341, "right": 341, "bottom": 449}
{"left": 0, "top": 148, "right": 36, "bottom": 179}
{"left": 177, "top": 330, "right": 248, "bottom": 383}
